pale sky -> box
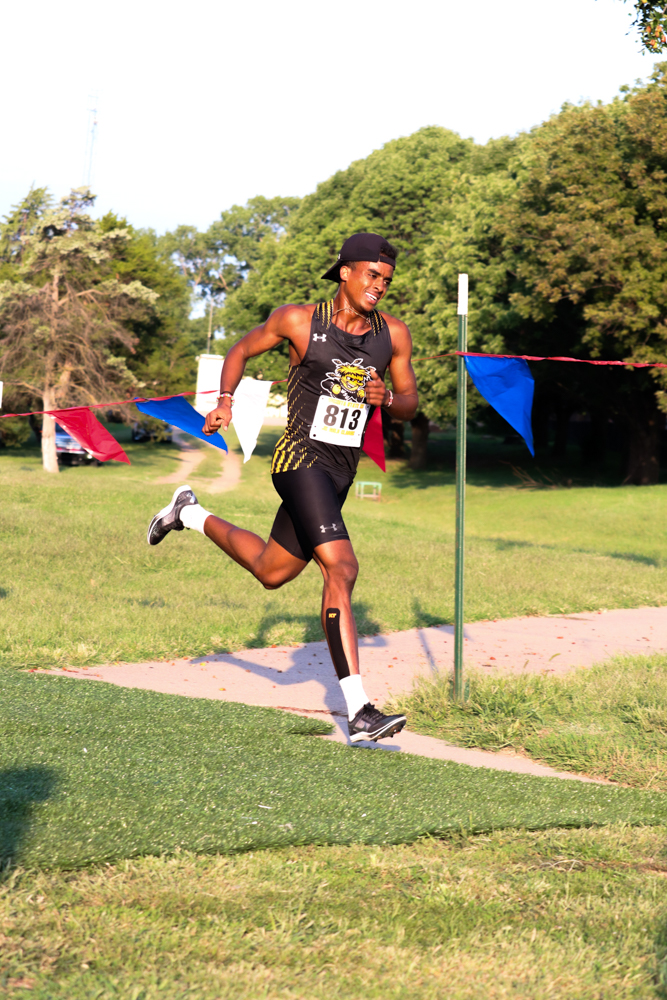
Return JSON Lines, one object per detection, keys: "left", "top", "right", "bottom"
{"left": 0, "top": 0, "right": 655, "bottom": 235}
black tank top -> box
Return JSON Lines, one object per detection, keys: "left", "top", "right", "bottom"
{"left": 271, "top": 300, "right": 393, "bottom": 480}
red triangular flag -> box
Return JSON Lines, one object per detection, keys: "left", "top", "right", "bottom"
{"left": 47, "top": 407, "right": 130, "bottom": 464}
{"left": 361, "top": 406, "right": 385, "bottom": 472}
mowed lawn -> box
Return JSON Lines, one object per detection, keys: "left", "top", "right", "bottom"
{"left": 3, "top": 669, "right": 667, "bottom": 999}
{"left": 4, "top": 827, "right": 667, "bottom": 1000}
{"left": 0, "top": 427, "right": 665, "bottom": 668}
{"left": 2, "top": 431, "right": 667, "bottom": 999}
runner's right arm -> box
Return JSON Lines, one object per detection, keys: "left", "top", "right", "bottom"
{"left": 204, "top": 306, "right": 310, "bottom": 434}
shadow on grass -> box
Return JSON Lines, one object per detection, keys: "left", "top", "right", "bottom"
{"left": 479, "top": 535, "right": 661, "bottom": 567}
{"left": 410, "top": 597, "right": 450, "bottom": 631}
{"left": 196, "top": 601, "right": 384, "bottom": 719}
{"left": 242, "top": 600, "right": 382, "bottom": 649}
{"left": 0, "top": 767, "right": 56, "bottom": 878}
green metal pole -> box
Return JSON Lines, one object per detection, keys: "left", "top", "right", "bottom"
{"left": 454, "top": 274, "right": 468, "bottom": 701}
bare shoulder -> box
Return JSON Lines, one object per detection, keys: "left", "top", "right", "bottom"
{"left": 379, "top": 311, "right": 412, "bottom": 353}
{"left": 267, "top": 302, "right": 316, "bottom": 337}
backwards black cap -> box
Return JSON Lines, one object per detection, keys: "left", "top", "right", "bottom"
{"left": 322, "top": 232, "right": 398, "bottom": 283}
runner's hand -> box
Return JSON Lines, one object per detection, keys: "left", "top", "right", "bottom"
{"left": 204, "top": 402, "right": 233, "bottom": 434}
{"left": 364, "top": 369, "right": 390, "bottom": 406}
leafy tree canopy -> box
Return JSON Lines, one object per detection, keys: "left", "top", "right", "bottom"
{"left": 628, "top": 0, "right": 667, "bottom": 52}
{"left": 420, "top": 63, "right": 667, "bottom": 480}
{"left": 220, "top": 127, "right": 474, "bottom": 381}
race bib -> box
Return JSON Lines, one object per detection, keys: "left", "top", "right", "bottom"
{"left": 309, "top": 395, "right": 369, "bottom": 448}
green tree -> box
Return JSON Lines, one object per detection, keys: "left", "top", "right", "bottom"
{"left": 160, "top": 195, "right": 300, "bottom": 355}
{"left": 627, "top": 0, "right": 667, "bottom": 52}
{"left": 220, "top": 128, "right": 474, "bottom": 458}
{"left": 0, "top": 189, "right": 157, "bottom": 472}
{"left": 0, "top": 187, "right": 52, "bottom": 278}
{"left": 99, "top": 214, "right": 195, "bottom": 397}
{"left": 412, "top": 137, "right": 519, "bottom": 430}
{"left": 494, "top": 68, "right": 667, "bottom": 483}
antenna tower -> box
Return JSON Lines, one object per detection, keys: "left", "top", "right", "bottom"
{"left": 82, "top": 95, "right": 99, "bottom": 189}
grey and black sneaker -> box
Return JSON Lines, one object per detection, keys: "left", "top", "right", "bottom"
{"left": 147, "top": 485, "right": 199, "bottom": 546}
{"left": 347, "top": 703, "right": 407, "bottom": 743}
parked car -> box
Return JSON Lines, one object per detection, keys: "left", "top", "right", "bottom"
{"left": 131, "top": 419, "right": 173, "bottom": 443}
{"left": 55, "top": 425, "right": 100, "bottom": 466}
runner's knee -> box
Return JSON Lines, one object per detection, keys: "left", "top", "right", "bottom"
{"left": 257, "top": 568, "right": 289, "bottom": 590}
{"left": 327, "top": 556, "right": 358, "bottom": 590}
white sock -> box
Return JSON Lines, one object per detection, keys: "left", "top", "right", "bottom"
{"left": 339, "top": 674, "right": 370, "bottom": 721}
{"left": 180, "top": 503, "right": 212, "bottom": 535}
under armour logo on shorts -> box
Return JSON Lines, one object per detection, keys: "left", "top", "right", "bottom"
{"left": 320, "top": 523, "right": 338, "bottom": 533}
{"left": 313, "top": 333, "right": 327, "bottom": 342}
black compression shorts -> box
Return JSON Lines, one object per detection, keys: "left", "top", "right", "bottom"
{"left": 270, "top": 467, "right": 352, "bottom": 563}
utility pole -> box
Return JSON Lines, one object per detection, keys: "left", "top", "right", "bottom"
{"left": 454, "top": 273, "right": 468, "bottom": 701}
{"left": 83, "top": 95, "right": 99, "bottom": 189}
{"left": 206, "top": 298, "right": 214, "bottom": 355}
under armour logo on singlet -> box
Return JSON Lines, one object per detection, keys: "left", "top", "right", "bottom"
{"left": 320, "top": 523, "right": 338, "bottom": 533}
{"left": 313, "top": 333, "right": 327, "bottom": 342}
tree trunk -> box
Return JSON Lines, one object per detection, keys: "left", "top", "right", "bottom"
{"left": 409, "top": 412, "right": 430, "bottom": 470}
{"left": 552, "top": 402, "right": 572, "bottom": 459}
{"left": 28, "top": 414, "right": 42, "bottom": 442}
{"left": 580, "top": 410, "right": 607, "bottom": 466}
{"left": 41, "top": 390, "right": 59, "bottom": 474}
{"left": 531, "top": 390, "right": 551, "bottom": 450}
{"left": 381, "top": 410, "right": 405, "bottom": 458}
{"left": 624, "top": 399, "right": 662, "bottom": 485}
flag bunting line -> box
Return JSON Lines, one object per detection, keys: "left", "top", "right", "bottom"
{"left": 1, "top": 351, "right": 666, "bottom": 420}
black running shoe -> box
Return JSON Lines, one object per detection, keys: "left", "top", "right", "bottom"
{"left": 147, "top": 485, "right": 199, "bottom": 546}
{"left": 347, "top": 703, "right": 407, "bottom": 743}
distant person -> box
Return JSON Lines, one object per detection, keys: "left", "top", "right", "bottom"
{"left": 147, "top": 233, "right": 419, "bottom": 743}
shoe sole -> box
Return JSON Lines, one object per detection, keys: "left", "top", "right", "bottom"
{"left": 147, "top": 484, "right": 194, "bottom": 546}
{"left": 349, "top": 716, "right": 407, "bottom": 744}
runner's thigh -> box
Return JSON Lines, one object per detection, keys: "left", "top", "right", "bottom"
{"left": 271, "top": 467, "right": 352, "bottom": 562}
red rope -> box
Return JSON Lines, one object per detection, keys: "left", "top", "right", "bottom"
{"left": 456, "top": 351, "right": 667, "bottom": 368}
{"left": 1, "top": 353, "right": 665, "bottom": 420}
{"left": 410, "top": 351, "right": 667, "bottom": 367}
{"left": 0, "top": 384, "right": 286, "bottom": 420}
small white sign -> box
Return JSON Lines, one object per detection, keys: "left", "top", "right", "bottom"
{"left": 195, "top": 354, "right": 224, "bottom": 415}
{"left": 310, "top": 395, "right": 369, "bottom": 448}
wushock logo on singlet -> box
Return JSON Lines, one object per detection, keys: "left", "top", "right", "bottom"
{"left": 320, "top": 358, "right": 376, "bottom": 403}
{"left": 310, "top": 358, "right": 375, "bottom": 448}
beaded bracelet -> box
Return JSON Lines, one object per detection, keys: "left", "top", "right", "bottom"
{"left": 217, "top": 392, "right": 234, "bottom": 405}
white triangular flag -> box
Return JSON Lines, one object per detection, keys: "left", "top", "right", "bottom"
{"left": 231, "top": 377, "right": 274, "bottom": 462}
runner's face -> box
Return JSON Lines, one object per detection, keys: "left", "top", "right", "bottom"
{"left": 340, "top": 260, "right": 394, "bottom": 312}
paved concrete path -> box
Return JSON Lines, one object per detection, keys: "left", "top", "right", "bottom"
{"left": 50, "top": 607, "right": 666, "bottom": 783}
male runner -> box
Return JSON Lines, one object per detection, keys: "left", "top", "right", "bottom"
{"left": 147, "top": 233, "right": 419, "bottom": 743}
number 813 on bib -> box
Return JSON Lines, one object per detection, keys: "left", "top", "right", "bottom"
{"left": 309, "top": 395, "right": 369, "bottom": 448}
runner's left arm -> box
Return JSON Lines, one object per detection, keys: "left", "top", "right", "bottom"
{"left": 364, "top": 318, "right": 418, "bottom": 421}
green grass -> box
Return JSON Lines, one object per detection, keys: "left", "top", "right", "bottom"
{"left": 390, "top": 653, "right": 667, "bottom": 790}
{"left": 4, "top": 669, "right": 667, "bottom": 997}
{"left": 2, "top": 826, "right": 667, "bottom": 998}
{"left": 5, "top": 670, "right": 667, "bottom": 872}
{"left": 1, "top": 428, "right": 666, "bottom": 668}
{"left": 3, "top": 429, "right": 667, "bottom": 998}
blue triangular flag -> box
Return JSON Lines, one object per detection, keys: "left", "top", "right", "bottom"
{"left": 135, "top": 396, "right": 228, "bottom": 452}
{"left": 464, "top": 356, "right": 534, "bottom": 456}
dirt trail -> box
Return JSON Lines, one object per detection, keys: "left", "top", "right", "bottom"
{"left": 156, "top": 429, "right": 242, "bottom": 493}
